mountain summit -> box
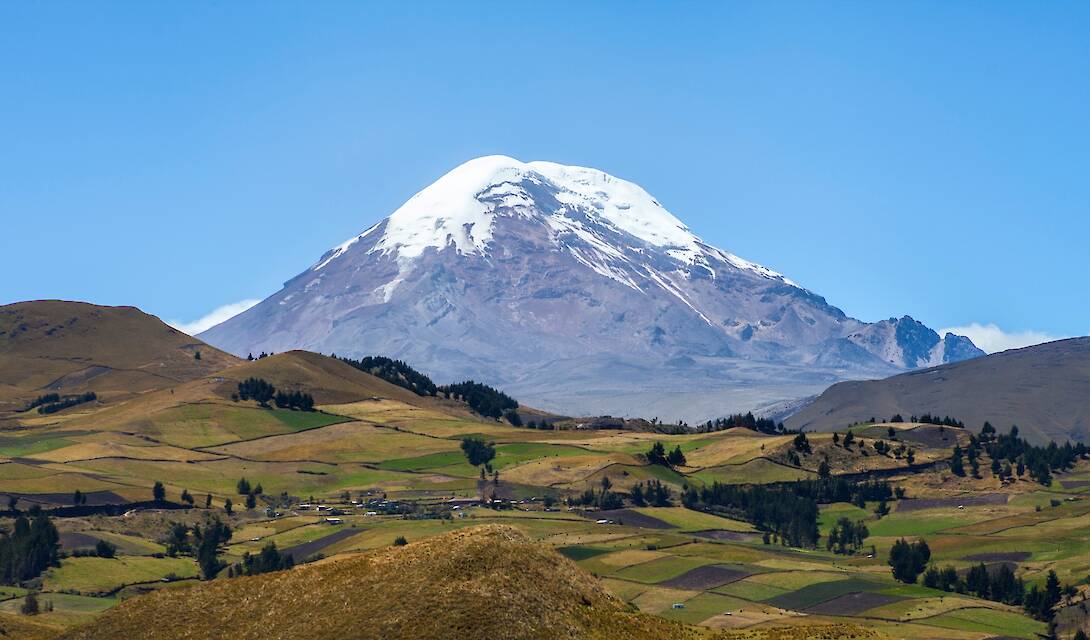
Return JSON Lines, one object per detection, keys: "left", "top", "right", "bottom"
{"left": 200, "top": 156, "right": 982, "bottom": 420}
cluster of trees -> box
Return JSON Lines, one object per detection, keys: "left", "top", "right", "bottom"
{"left": 826, "top": 517, "right": 869, "bottom": 555}
{"left": 166, "top": 519, "right": 233, "bottom": 579}
{"left": 568, "top": 477, "right": 623, "bottom": 510}
{"left": 274, "top": 390, "right": 315, "bottom": 411}
{"left": 792, "top": 432, "right": 811, "bottom": 454}
{"left": 36, "top": 392, "right": 96, "bottom": 415}
{"left": 23, "top": 393, "right": 60, "bottom": 412}
{"left": 922, "top": 561, "right": 1071, "bottom": 622}
{"left": 888, "top": 414, "right": 964, "bottom": 427}
{"left": 438, "top": 381, "right": 518, "bottom": 419}
{"left": 235, "top": 377, "right": 316, "bottom": 413}
{"left": 228, "top": 542, "right": 294, "bottom": 577}
{"left": 684, "top": 481, "right": 819, "bottom": 547}
{"left": 682, "top": 477, "right": 896, "bottom": 549}
{"left": 700, "top": 412, "right": 784, "bottom": 435}
{"left": 337, "top": 355, "right": 437, "bottom": 396}
{"left": 246, "top": 352, "right": 274, "bottom": 360}
{"left": 645, "top": 442, "right": 686, "bottom": 467}
{"left": 0, "top": 507, "right": 60, "bottom": 584}
{"left": 924, "top": 562, "right": 1024, "bottom": 605}
{"left": 460, "top": 437, "right": 497, "bottom": 470}
{"left": 888, "top": 538, "right": 931, "bottom": 583}
{"left": 974, "top": 424, "right": 1086, "bottom": 486}
{"left": 237, "top": 478, "right": 264, "bottom": 510}
{"left": 236, "top": 378, "right": 276, "bottom": 406}
{"left": 629, "top": 480, "right": 672, "bottom": 507}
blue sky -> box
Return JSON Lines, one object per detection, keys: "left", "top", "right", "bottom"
{"left": 2, "top": 2, "right": 1087, "bottom": 352}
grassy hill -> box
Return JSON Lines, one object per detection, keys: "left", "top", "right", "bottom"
{"left": 786, "top": 337, "right": 1090, "bottom": 442}
{"left": 0, "top": 300, "right": 239, "bottom": 410}
{"left": 59, "top": 525, "right": 696, "bottom": 640}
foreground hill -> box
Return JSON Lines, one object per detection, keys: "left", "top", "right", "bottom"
{"left": 199, "top": 155, "right": 981, "bottom": 421}
{"left": 787, "top": 337, "right": 1090, "bottom": 443}
{"left": 0, "top": 300, "right": 238, "bottom": 409}
{"left": 61, "top": 525, "right": 695, "bottom": 640}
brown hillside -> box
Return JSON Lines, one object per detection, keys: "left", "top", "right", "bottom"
{"left": 0, "top": 300, "right": 239, "bottom": 407}
{"left": 0, "top": 612, "right": 61, "bottom": 639}
{"left": 61, "top": 525, "right": 698, "bottom": 640}
{"left": 47, "top": 350, "right": 443, "bottom": 438}
{"left": 787, "top": 337, "right": 1090, "bottom": 443}
{"left": 204, "top": 350, "right": 429, "bottom": 406}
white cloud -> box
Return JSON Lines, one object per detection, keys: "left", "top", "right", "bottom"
{"left": 940, "top": 322, "right": 1063, "bottom": 354}
{"left": 168, "top": 299, "right": 261, "bottom": 336}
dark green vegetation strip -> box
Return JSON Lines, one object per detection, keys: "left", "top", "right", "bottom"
{"left": 557, "top": 546, "right": 611, "bottom": 561}
{"left": 764, "top": 578, "right": 880, "bottom": 610}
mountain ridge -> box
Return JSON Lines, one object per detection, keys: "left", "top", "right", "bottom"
{"left": 786, "top": 336, "right": 1090, "bottom": 443}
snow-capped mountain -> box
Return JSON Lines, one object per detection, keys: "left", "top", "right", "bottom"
{"left": 200, "top": 156, "right": 983, "bottom": 420}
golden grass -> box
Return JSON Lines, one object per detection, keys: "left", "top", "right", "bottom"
{"left": 501, "top": 453, "right": 639, "bottom": 487}
{"left": 60, "top": 525, "right": 705, "bottom": 640}
{"left": 207, "top": 420, "right": 457, "bottom": 463}
{"left": 33, "top": 441, "right": 222, "bottom": 463}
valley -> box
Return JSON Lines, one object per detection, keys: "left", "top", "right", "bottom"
{"left": 1, "top": 302, "right": 1088, "bottom": 638}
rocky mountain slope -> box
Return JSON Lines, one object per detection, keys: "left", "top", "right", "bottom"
{"left": 199, "top": 156, "right": 981, "bottom": 421}
{"left": 786, "top": 337, "right": 1090, "bottom": 443}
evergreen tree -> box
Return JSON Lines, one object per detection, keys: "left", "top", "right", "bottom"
{"left": 950, "top": 445, "right": 966, "bottom": 477}
{"left": 152, "top": 481, "right": 166, "bottom": 503}
{"left": 194, "top": 520, "right": 232, "bottom": 580}
{"left": 666, "top": 446, "right": 686, "bottom": 467}
{"left": 646, "top": 442, "right": 668, "bottom": 466}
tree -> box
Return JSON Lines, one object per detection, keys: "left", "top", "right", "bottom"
{"left": 793, "top": 432, "right": 811, "bottom": 454}
{"left": 224, "top": 498, "right": 233, "bottom": 516}
{"left": 950, "top": 445, "right": 966, "bottom": 477}
{"left": 194, "top": 520, "right": 232, "bottom": 580}
{"left": 237, "top": 478, "right": 252, "bottom": 495}
{"left": 235, "top": 542, "right": 294, "bottom": 577}
{"left": 843, "top": 431, "right": 855, "bottom": 449}
{"left": 1074, "top": 630, "right": 1088, "bottom": 640}
{"left": 245, "top": 493, "right": 257, "bottom": 510}
{"left": 205, "top": 493, "right": 212, "bottom": 508}
{"left": 889, "top": 538, "right": 931, "bottom": 583}
{"left": 818, "top": 459, "right": 831, "bottom": 479}
{"left": 254, "top": 483, "right": 263, "bottom": 495}
{"left": 20, "top": 592, "right": 39, "bottom": 616}
{"left": 165, "top": 523, "right": 190, "bottom": 556}
{"left": 95, "top": 539, "right": 117, "bottom": 558}
{"left": 923, "top": 566, "right": 941, "bottom": 588}
{"left": 666, "top": 446, "right": 687, "bottom": 467}
{"left": 152, "top": 481, "right": 166, "bottom": 503}
{"left": 460, "top": 437, "right": 496, "bottom": 468}
{"left": 646, "top": 442, "right": 668, "bottom": 466}
{"left": 394, "top": 536, "right": 408, "bottom": 546}
{"left": 0, "top": 509, "right": 60, "bottom": 585}
{"left": 180, "top": 489, "right": 193, "bottom": 505}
